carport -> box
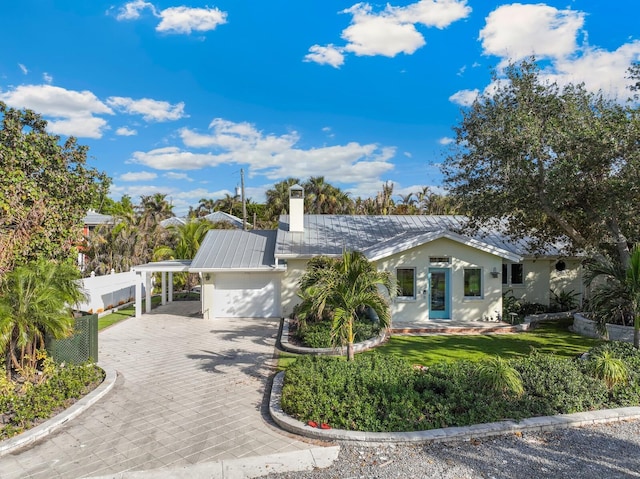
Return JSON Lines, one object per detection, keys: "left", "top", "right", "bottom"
{"left": 131, "top": 259, "right": 192, "bottom": 318}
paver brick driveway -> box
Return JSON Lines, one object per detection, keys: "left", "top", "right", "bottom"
{"left": 0, "top": 302, "right": 312, "bottom": 478}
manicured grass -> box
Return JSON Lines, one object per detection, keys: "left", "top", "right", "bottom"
{"left": 375, "top": 319, "right": 601, "bottom": 365}
{"left": 97, "top": 295, "right": 164, "bottom": 330}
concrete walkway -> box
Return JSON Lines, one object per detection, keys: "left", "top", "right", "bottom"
{"left": 0, "top": 302, "right": 319, "bottom": 478}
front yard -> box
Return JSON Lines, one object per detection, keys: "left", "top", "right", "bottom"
{"left": 278, "top": 319, "right": 640, "bottom": 433}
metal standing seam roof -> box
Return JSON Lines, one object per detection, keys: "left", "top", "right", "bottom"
{"left": 274, "top": 215, "right": 567, "bottom": 260}
{"left": 83, "top": 210, "right": 114, "bottom": 226}
{"left": 190, "top": 230, "right": 279, "bottom": 271}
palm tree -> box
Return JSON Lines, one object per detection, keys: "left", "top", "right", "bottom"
{"left": 154, "top": 219, "right": 215, "bottom": 292}
{"left": 395, "top": 193, "right": 417, "bottom": 215}
{"left": 214, "top": 193, "right": 239, "bottom": 216}
{"left": 0, "top": 260, "right": 85, "bottom": 379}
{"left": 265, "top": 178, "right": 301, "bottom": 221}
{"left": 303, "top": 176, "right": 354, "bottom": 214}
{"left": 196, "top": 198, "right": 216, "bottom": 217}
{"left": 584, "top": 244, "right": 640, "bottom": 348}
{"left": 297, "top": 250, "right": 393, "bottom": 360}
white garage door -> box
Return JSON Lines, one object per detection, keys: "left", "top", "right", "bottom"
{"left": 212, "top": 273, "right": 281, "bottom": 318}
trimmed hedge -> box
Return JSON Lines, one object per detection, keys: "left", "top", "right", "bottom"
{"left": 295, "top": 320, "right": 380, "bottom": 349}
{"left": 281, "top": 346, "right": 640, "bottom": 432}
{"left": 0, "top": 363, "right": 105, "bottom": 439}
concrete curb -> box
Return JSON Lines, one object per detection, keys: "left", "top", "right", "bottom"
{"left": 85, "top": 447, "right": 341, "bottom": 479}
{"left": 269, "top": 371, "right": 640, "bottom": 444}
{"left": 0, "top": 365, "right": 117, "bottom": 457}
{"left": 279, "top": 318, "right": 388, "bottom": 356}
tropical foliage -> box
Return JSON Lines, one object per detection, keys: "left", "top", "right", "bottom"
{"left": 584, "top": 244, "right": 640, "bottom": 348}
{"left": 296, "top": 250, "right": 393, "bottom": 360}
{"left": 281, "top": 344, "right": 640, "bottom": 433}
{"left": 0, "top": 260, "right": 84, "bottom": 379}
{"left": 0, "top": 102, "right": 108, "bottom": 278}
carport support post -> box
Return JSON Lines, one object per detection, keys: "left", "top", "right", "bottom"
{"left": 145, "top": 272, "right": 152, "bottom": 314}
{"left": 168, "top": 272, "right": 174, "bottom": 303}
{"left": 135, "top": 272, "right": 142, "bottom": 318}
{"left": 161, "top": 272, "right": 167, "bottom": 306}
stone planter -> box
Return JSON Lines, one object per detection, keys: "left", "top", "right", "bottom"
{"left": 572, "top": 313, "right": 634, "bottom": 343}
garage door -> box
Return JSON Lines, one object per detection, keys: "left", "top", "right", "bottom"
{"left": 212, "top": 273, "right": 281, "bottom": 318}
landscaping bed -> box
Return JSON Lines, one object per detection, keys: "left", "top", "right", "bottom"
{"left": 281, "top": 342, "right": 640, "bottom": 433}
{"left": 0, "top": 361, "right": 105, "bottom": 440}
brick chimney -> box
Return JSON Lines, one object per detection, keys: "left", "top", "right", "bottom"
{"left": 288, "top": 184, "right": 304, "bottom": 232}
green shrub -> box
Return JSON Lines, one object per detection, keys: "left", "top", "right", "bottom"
{"left": 296, "top": 319, "right": 380, "bottom": 349}
{"left": 512, "top": 351, "right": 608, "bottom": 416}
{"left": 0, "top": 362, "right": 104, "bottom": 439}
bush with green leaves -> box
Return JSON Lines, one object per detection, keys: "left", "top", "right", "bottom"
{"left": 295, "top": 319, "right": 380, "bottom": 349}
{"left": 281, "top": 346, "right": 640, "bottom": 433}
{"left": 0, "top": 361, "right": 104, "bottom": 439}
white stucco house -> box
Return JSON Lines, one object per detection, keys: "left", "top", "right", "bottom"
{"left": 184, "top": 185, "right": 583, "bottom": 324}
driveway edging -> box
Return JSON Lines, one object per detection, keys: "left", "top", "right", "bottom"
{"left": 269, "top": 371, "right": 640, "bottom": 443}
{"left": 0, "top": 365, "right": 117, "bottom": 457}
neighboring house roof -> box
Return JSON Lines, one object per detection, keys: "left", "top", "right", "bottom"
{"left": 275, "top": 215, "right": 565, "bottom": 261}
{"left": 160, "top": 212, "right": 248, "bottom": 229}
{"left": 83, "top": 210, "right": 113, "bottom": 226}
{"left": 160, "top": 217, "right": 187, "bottom": 228}
{"left": 190, "top": 230, "right": 281, "bottom": 272}
{"left": 202, "top": 211, "right": 249, "bottom": 228}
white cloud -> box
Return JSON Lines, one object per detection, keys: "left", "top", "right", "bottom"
{"left": 106, "top": 96, "right": 186, "bottom": 122}
{"left": 0, "top": 84, "right": 113, "bottom": 138}
{"left": 548, "top": 42, "right": 640, "bottom": 100}
{"left": 115, "top": 0, "right": 157, "bottom": 20}
{"left": 479, "top": 4, "right": 584, "bottom": 62}
{"left": 114, "top": 2, "right": 227, "bottom": 35}
{"left": 131, "top": 118, "right": 396, "bottom": 187}
{"left": 304, "top": 45, "right": 345, "bottom": 68}
{"left": 120, "top": 171, "right": 158, "bottom": 182}
{"left": 43, "top": 72, "right": 53, "bottom": 84}
{"left": 18, "top": 63, "right": 28, "bottom": 75}
{"left": 474, "top": 4, "right": 640, "bottom": 102}
{"left": 341, "top": 3, "right": 426, "bottom": 57}
{"left": 448, "top": 88, "right": 478, "bottom": 106}
{"left": 438, "top": 137, "right": 454, "bottom": 145}
{"left": 157, "top": 6, "right": 227, "bottom": 34}
{"left": 164, "top": 172, "right": 193, "bottom": 181}
{"left": 307, "top": 1, "right": 470, "bottom": 64}
{"left": 116, "top": 126, "right": 138, "bottom": 136}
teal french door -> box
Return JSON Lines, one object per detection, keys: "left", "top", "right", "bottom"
{"left": 428, "top": 268, "right": 451, "bottom": 319}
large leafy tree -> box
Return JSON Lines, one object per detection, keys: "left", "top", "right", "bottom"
{"left": 0, "top": 102, "right": 109, "bottom": 277}
{"left": 443, "top": 59, "right": 640, "bottom": 267}
{"left": 297, "top": 251, "right": 393, "bottom": 361}
{"left": 0, "top": 260, "right": 84, "bottom": 379}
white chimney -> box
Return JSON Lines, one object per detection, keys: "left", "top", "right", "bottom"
{"left": 289, "top": 184, "right": 304, "bottom": 232}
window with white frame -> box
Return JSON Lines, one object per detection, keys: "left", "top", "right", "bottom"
{"left": 502, "top": 263, "right": 524, "bottom": 285}
{"left": 464, "top": 268, "right": 482, "bottom": 297}
{"left": 396, "top": 268, "right": 416, "bottom": 299}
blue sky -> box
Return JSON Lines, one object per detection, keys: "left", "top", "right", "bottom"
{"left": 2, "top": 1, "right": 639, "bottom": 215}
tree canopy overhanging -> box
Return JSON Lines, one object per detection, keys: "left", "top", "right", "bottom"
{"left": 0, "top": 102, "right": 109, "bottom": 276}
{"left": 442, "top": 59, "right": 640, "bottom": 268}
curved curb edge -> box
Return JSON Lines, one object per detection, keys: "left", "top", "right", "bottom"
{"left": 0, "top": 365, "right": 118, "bottom": 457}
{"left": 279, "top": 318, "right": 388, "bottom": 356}
{"left": 269, "top": 371, "right": 640, "bottom": 444}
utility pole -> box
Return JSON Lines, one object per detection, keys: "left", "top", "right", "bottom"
{"left": 241, "top": 168, "right": 247, "bottom": 230}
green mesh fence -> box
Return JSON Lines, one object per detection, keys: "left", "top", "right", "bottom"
{"left": 46, "top": 314, "right": 98, "bottom": 364}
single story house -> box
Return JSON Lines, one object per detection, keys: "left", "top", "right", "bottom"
{"left": 187, "top": 186, "right": 583, "bottom": 324}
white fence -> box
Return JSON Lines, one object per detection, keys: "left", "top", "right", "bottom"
{"left": 76, "top": 271, "right": 144, "bottom": 314}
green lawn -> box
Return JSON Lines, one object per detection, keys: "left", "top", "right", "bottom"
{"left": 277, "top": 319, "right": 601, "bottom": 368}
{"left": 375, "top": 319, "right": 601, "bottom": 365}
{"left": 97, "top": 295, "right": 164, "bottom": 330}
